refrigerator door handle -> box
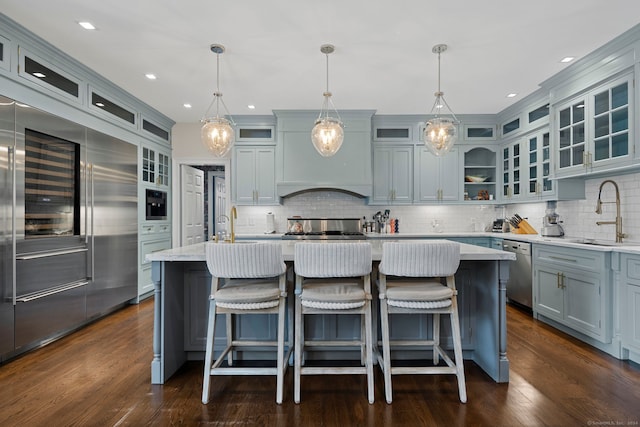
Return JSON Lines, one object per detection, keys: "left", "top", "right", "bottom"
{"left": 15, "top": 246, "right": 88, "bottom": 260}
{"left": 16, "top": 280, "right": 90, "bottom": 303}
{"left": 8, "top": 146, "right": 16, "bottom": 306}
{"left": 84, "top": 161, "right": 89, "bottom": 245}
{"left": 88, "top": 162, "right": 95, "bottom": 280}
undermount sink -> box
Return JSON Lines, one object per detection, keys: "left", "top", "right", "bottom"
{"left": 567, "top": 238, "right": 623, "bottom": 247}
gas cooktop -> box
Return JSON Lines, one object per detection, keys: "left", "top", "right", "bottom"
{"left": 282, "top": 218, "right": 365, "bottom": 240}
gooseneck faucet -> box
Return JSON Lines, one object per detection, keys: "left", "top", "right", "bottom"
{"left": 595, "top": 180, "right": 625, "bottom": 243}
{"left": 230, "top": 206, "right": 237, "bottom": 243}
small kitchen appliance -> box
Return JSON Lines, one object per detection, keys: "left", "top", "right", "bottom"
{"left": 492, "top": 219, "right": 509, "bottom": 233}
{"left": 541, "top": 209, "right": 564, "bottom": 237}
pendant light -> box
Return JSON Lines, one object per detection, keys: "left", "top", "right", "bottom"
{"left": 311, "top": 44, "right": 344, "bottom": 157}
{"left": 423, "top": 44, "right": 459, "bottom": 157}
{"left": 201, "top": 44, "right": 235, "bottom": 157}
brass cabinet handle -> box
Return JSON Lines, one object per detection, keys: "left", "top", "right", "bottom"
{"left": 556, "top": 272, "right": 566, "bottom": 289}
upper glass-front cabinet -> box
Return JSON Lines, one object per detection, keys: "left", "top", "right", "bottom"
{"left": 555, "top": 73, "right": 633, "bottom": 177}
{"left": 142, "top": 147, "right": 169, "bottom": 186}
{"left": 527, "top": 131, "right": 552, "bottom": 198}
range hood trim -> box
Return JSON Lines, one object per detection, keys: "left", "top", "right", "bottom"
{"left": 276, "top": 182, "right": 372, "bottom": 198}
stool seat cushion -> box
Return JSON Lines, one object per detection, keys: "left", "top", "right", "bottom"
{"left": 385, "top": 280, "right": 453, "bottom": 302}
{"left": 300, "top": 279, "right": 365, "bottom": 303}
{"left": 214, "top": 279, "right": 281, "bottom": 303}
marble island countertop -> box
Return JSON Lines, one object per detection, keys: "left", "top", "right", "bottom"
{"left": 146, "top": 239, "right": 516, "bottom": 263}
{"left": 232, "top": 231, "right": 640, "bottom": 254}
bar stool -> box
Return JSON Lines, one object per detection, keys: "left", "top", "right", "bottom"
{"left": 377, "top": 240, "right": 467, "bottom": 403}
{"left": 202, "top": 242, "right": 292, "bottom": 404}
{"left": 293, "top": 242, "right": 374, "bottom": 404}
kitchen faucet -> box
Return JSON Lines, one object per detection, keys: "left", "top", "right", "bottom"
{"left": 595, "top": 179, "right": 625, "bottom": 243}
{"left": 230, "top": 206, "right": 237, "bottom": 243}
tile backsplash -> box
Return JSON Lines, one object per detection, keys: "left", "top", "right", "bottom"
{"left": 233, "top": 171, "right": 640, "bottom": 244}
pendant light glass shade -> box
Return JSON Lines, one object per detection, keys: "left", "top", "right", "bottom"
{"left": 311, "top": 44, "right": 344, "bottom": 157}
{"left": 201, "top": 44, "right": 235, "bottom": 157}
{"left": 423, "top": 44, "right": 459, "bottom": 157}
{"left": 311, "top": 116, "right": 344, "bottom": 157}
{"left": 201, "top": 117, "right": 234, "bottom": 157}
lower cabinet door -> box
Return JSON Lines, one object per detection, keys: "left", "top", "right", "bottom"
{"left": 623, "top": 283, "right": 640, "bottom": 353}
{"left": 534, "top": 266, "right": 564, "bottom": 322}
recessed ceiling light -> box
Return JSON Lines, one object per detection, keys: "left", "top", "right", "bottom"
{"left": 506, "top": 93, "right": 517, "bottom": 98}
{"left": 145, "top": 74, "right": 157, "bottom": 80}
{"left": 95, "top": 102, "right": 105, "bottom": 107}
{"left": 32, "top": 72, "right": 46, "bottom": 78}
{"left": 560, "top": 56, "right": 575, "bottom": 63}
{"left": 183, "top": 103, "right": 192, "bottom": 109}
{"left": 78, "top": 22, "right": 96, "bottom": 30}
{"left": 247, "top": 105, "right": 256, "bottom": 110}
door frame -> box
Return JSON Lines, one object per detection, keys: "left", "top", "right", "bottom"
{"left": 171, "top": 157, "right": 230, "bottom": 248}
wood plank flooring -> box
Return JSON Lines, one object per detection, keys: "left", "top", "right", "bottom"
{"left": 1, "top": 299, "right": 639, "bottom": 426}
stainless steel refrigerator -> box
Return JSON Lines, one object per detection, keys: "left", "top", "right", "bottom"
{"left": 1, "top": 94, "right": 137, "bottom": 359}
{"left": 0, "top": 96, "right": 15, "bottom": 361}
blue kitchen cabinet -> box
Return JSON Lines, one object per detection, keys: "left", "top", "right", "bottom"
{"left": 232, "top": 146, "right": 277, "bottom": 205}
{"left": 462, "top": 146, "right": 497, "bottom": 203}
{"left": 533, "top": 244, "right": 612, "bottom": 343}
{"left": 621, "top": 253, "right": 640, "bottom": 357}
{"left": 414, "top": 146, "right": 460, "bottom": 203}
{"left": 554, "top": 73, "right": 633, "bottom": 178}
{"left": 371, "top": 146, "right": 413, "bottom": 205}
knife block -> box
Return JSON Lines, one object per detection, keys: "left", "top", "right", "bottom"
{"left": 513, "top": 219, "right": 537, "bottom": 234}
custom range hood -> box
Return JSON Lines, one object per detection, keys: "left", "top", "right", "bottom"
{"left": 274, "top": 110, "right": 375, "bottom": 198}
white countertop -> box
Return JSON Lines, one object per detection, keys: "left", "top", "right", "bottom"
{"left": 146, "top": 239, "right": 517, "bottom": 263}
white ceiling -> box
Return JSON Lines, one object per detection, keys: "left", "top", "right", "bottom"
{"left": 2, "top": 1, "right": 639, "bottom": 124}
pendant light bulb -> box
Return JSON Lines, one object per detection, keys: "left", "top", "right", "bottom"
{"left": 201, "top": 44, "right": 235, "bottom": 157}
{"left": 311, "top": 44, "right": 344, "bottom": 157}
{"left": 423, "top": 44, "right": 459, "bottom": 157}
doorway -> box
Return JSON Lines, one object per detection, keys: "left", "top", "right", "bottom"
{"left": 173, "top": 159, "right": 228, "bottom": 247}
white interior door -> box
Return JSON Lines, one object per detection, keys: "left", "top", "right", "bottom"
{"left": 181, "top": 165, "right": 204, "bottom": 246}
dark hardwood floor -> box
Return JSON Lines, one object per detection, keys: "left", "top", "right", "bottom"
{"left": 1, "top": 299, "right": 639, "bottom": 426}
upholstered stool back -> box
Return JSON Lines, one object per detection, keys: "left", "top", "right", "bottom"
{"left": 206, "top": 242, "right": 286, "bottom": 279}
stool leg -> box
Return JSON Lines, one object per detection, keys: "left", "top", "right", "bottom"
{"left": 433, "top": 313, "right": 440, "bottom": 364}
{"left": 450, "top": 297, "right": 467, "bottom": 403}
{"left": 365, "top": 301, "right": 375, "bottom": 404}
{"left": 360, "top": 314, "right": 366, "bottom": 366}
{"left": 276, "top": 296, "right": 286, "bottom": 404}
{"left": 294, "top": 294, "right": 303, "bottom": 404}
{"left": 202, "top": 299, "right": 218, "bottom": 404}
{"left": 226, "top": 313, "right": 233, "bottom": 366}
{"left": 379, "top": 298, "right": 393, "bottom": 404}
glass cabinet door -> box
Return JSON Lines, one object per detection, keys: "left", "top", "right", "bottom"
{"left": 558, "top": 101, "right": 585, "bottom": 170}
{"left": 527, "top": 131, "right": 552, "bottom": 198}
{"left": 593, "top": 80, "right": 629, "bottom": 162}
{"left": 502, "top": 141, "right": 521, "bottom": 199}
{"left": 555, "top": 73, "right": 633, "bottom": 177}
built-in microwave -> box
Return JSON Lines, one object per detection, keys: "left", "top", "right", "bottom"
{"left": 145, "top": 189, "right": 167, "bottom": 220}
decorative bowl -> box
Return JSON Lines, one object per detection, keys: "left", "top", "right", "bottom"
{"left": 465, "top": 175, "right": 489, "bottom": 183}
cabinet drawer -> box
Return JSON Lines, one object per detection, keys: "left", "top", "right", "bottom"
{"left": 534, "top": 245, "right": 605, "bottom": 273}
{"left": 140, "top": 239, "right": 171, "bottom": 265}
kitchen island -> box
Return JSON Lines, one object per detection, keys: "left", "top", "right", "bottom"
{"left": 147, "top": 240, "right": 515, "bottom": 385}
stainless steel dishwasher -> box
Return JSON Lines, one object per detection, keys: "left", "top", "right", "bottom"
{"left": 502, "top": 240, "right": 532, "bottom": 310}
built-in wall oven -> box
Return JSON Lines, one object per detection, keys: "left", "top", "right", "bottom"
{"left": 145, "top": 189, "right": 167, "bottom": 220}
